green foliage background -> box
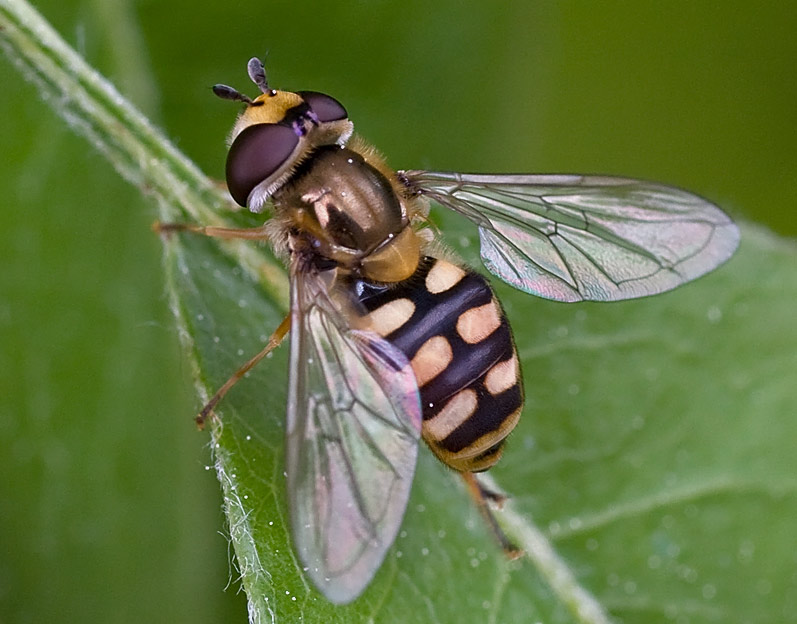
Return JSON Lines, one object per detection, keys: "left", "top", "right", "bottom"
{"left": 1, "top": 2, "right": 795, "bottom": 623}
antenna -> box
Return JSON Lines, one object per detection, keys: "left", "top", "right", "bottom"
{"left": 211, "top": 84, "right": 254, "bottom": 105}
{"left": 247, "top": 57, "right": 272, "bottom": 94}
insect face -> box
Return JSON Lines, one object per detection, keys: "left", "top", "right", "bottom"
{"left": 215, "top": 59, "right": 353, "bottom": 212}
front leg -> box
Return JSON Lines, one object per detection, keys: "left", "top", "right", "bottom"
{"left": 153, "top": 221, "right": 271, "bottom": 241}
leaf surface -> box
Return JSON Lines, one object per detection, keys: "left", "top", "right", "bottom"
{"left": 165, "top": 216, "right": 797, "bottom": 623}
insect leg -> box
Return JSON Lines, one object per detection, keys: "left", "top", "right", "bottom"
{"left": 153, "top": 221, "right": 272, "bottom": 241}
{"left": 195, "top": 314, "right": 291, "bottom": 429}
{"left": 461, "top": 472, "right": 523, "bottom": 559}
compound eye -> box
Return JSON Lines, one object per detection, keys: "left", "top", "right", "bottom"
{"left": 297, "top": 91, "right": 348, "bottom": 122}
{"left": 226, "top": 123, "right": 299, "bottom": 206}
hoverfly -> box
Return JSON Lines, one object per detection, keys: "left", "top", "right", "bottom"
{"left": 158, "top": 57, "right": 739, "bottom": 604}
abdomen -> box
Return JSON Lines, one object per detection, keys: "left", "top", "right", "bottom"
{"left": 355, "top": 256, "right": 523, "bottom": 472}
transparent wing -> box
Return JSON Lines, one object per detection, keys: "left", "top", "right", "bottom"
{"left": 403, "top": 171, "right": 740, "bottom": 302}
{"left": 285, "top": 265, "right": 422, "bottom": 604}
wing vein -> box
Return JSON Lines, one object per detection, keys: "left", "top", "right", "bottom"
{"left": 406, "top": 171, "right": 738, "bottom": 301}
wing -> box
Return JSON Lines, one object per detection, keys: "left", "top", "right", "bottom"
{"left": 402, "top": 171, "right": 740, "bottom": 302}
{"left": 285, "top": 265, "right": 422, "bottom": 604}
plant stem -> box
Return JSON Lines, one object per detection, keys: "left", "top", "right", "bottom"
{"left": 0, "top": 0, "right": 289, "bottom": 305}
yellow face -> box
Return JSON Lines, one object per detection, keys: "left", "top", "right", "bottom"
{"left": 229, "top": 90, "right": 304, "bottom": 143}
{"left": 217, "top": 80, "right": 353, "bottom": 210}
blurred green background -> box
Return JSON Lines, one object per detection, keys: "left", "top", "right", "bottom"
{"left": 1, "top": 1, "right": 794, "bottom": 622}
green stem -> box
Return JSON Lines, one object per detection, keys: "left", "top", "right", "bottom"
{"left": 0, "top": 0, "right": 289, "bottom": 307}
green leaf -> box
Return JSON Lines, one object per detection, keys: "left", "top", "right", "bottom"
{"left": 166, "top": 212, "right": 797, "bottom": 623}
{"left": 4, "top": 2, "right": 796, "bottom": 622}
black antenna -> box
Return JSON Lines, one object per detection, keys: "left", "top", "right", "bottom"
{"left": 247, "top": 57, "right": 272, "bottom": 94}
{"left": 212, "top": 84, "right": 254, "bottom": 105}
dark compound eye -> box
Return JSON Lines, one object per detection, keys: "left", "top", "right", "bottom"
{"left": 297, "top": 91, "right": 348, "bottom": 123}
{"left": 226, "top": 123, "right": 299, "bottom": 206}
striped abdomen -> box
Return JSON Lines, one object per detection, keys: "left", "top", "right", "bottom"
{"left": 354, "top": 256, "right": 523, "bottom": 472}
